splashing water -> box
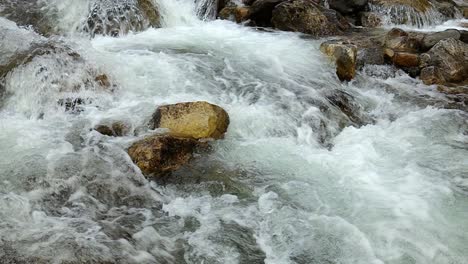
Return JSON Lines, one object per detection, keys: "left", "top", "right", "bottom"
{"left": 369, "top": 3, "right": 446, "bottom": 28}
{"left": 1, "top": 0, "right": 468, "bottom": 263}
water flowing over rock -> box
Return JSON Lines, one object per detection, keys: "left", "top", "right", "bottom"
{"left": 369, "top": 0, "right": 445, "bottom": 27}
{"left": 271, "top": 0, "right": 349, "bottom": 36}
{"left": 0, "top": 23, "right": 112, "bottom": 115}
{"left": 83, "top": 0, "right": 160, "bottom": 37}
{"left": 1, "top": 1, "right": 468, "bottom": 263}
{"left": 0, "top": 0, "right": 55, "bottom": 36}
{"left": 150, "top": 101, "right": 230, "bottom": 139}
{"left": 421, "top": 29, "right": 461, "bottom": 51}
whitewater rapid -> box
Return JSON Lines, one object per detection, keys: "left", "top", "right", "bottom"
{"left": 0, "top": 0, "right": 467, "bottom": 263}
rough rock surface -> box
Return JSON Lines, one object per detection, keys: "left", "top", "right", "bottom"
{"left": 320, "top": 41, "right": 358, "bottom": 81}
{"left": 419, "top": 38, "right": 468, "bottom": 85}
{"left": 150, "top": 101, "right": 230, "bottom": 139}
{"left": 127, "top": 135, "right": 199, "bottom": 176}
{"left": 421, "top": 29, "right": 461, "bottom": 51}
{"left": 271, "top": 0, "right": 349, "bottom": 36}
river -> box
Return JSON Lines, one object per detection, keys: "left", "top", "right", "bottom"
{"left": 0, "top": 0, "right": 467, "bottom": 263}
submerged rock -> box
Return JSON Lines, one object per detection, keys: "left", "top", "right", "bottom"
{"left": 150, "top": 101, "right": 230, "bottom": 140}
{"left": 271, "top": 0, "right": 349, "bottom": 36}
{"left": 127, "top": 134, "right": 199, "bottom": 176}
{"left": 0, "top": 0, "right": 55, "bottom": 36}
{"left": 419, "top": 38, "right": 468, "bottom": 85}
{"left": 95, "top": 121, "right": 131, "bottom": 137}
{"left": 248, "top": 0, "right": 285, "bottom": 27}
{"left": 320, "top": 41, "right": 358, "bottom": 81}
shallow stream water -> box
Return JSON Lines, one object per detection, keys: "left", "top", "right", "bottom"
{"left": 0, "top": 1, "right": 467, "bottom": 263}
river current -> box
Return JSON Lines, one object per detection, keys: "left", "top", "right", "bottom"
{"left": 0, "top": 0, "right": 467, "bottom": 263}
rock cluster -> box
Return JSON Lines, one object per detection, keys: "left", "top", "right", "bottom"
{"left": 127, "top": 101, "right": 230, "bottom": 177}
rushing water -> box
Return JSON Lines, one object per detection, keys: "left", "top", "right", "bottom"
{"left": 1, "top": 0, "right": 468, "bottom": 263}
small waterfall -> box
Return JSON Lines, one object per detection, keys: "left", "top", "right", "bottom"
{"left": 369, "top": 3, "right": 445, "bottom": 28}
{"left": 195, "top": 0, "right": 218, "bottom": 20}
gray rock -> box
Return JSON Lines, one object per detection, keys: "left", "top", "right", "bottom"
{"left": 421, "top": 29, "right": 461, "bottom": 51}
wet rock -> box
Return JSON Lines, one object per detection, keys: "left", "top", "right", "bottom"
{"left": 392, "top": 52, "right": 420, "bottom": 68}
{"left": 359, "top": 12, "right": 382, "bottom": 28}
{"left": 127, "top": 134, "right": 199, "bottom": 176}
{"left": 0, "top": 0, "right": 55, "bottom": 36}
{"left": 460, "top": 30, "right": 468, "bottom": 44}
{"left": 419, "top": 38, "right": 468, "bottom": 85}
{"left": 219, "top": 6, "right": 251, "bottom": 23}
{"left": 370, "top": 0, "right": 431, "bottom": 13}
{"left": 328, "top": 0, "right": 369, "bottom": 15}
{"left": 357, "top": 47, "right": 385, "bottom": 68}
{"left": 463, "top": 7, "right": 468, "bottom": 19}
{"left": 248, "top": 0, "right": 286, "bottom": 27}
{"left": 421, "top": 29, "right": 461, "bottom": 51}
{"left": 437, "top": 85, "right": 468, "bottom": 95}
{"left": 384, "top": 28, "right": 422, "bottom": 53}
{"left": 95, "top": 121, "right": 131, "bottom": 137}
{"left": 320, "top": 41, "right": 358, "bottom": 81}
{"left": 271, "top": 0, "right": 349, "bottom": 36}
{"left": 150, "top": 101, "right": 230, "bottom": 140}
{"left": 84, "top": 0, "right": 160, "bottom": 37}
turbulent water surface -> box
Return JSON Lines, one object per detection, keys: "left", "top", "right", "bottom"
{"left": 0, "top": 0, "right": 467, "bottom": 263}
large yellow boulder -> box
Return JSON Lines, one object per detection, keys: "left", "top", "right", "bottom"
{"left": 150, "top": 101, "right": 230, "bottom": 140}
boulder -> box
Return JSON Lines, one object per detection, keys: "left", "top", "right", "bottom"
{"left": 328, "top": 0, "right": 369, "bottom": 15}
{"left": 464, "top": 7, "right": 468, "bottom": 19}
{"left": 150, "top": 101, "right": 230, "bottom": 139}
{"left": 384, "top": 28, "right": 422, "bottom": 53}
{"left": 84, "top": 0, "right": 160, "bottom": 37}
{"left": 421, "top": 29, "right": 461, "bottom": 51}
{"left": 359, "top": 12, "right": 382, "bottom": 28}
{"left": 249, "top": 0, "right": 286, "bottom": 27}
{"left": 271, "top": 0, "right": 349, "bottom": 36}
{"left": 219, "top": 6, "right": 251, "bottom": 23}
{"left": 95, "top": 121, "right": 131, "bottom": 137}
{"left": 392, "top": 52, "right": 420, "bottom": 67}
{"left": 357, "top": 47, "right": 385, "bottom": 68}
{"left": 419, "top": 38, "right": 468, "bottom": 85}
{"left": 0, "top": 0, "right": 55, "bottom": 36}
{"left": 127, "top": 135, "right": 199, "bottom": 176}
{"left": 320, "top": 41, "right": 358, "bottom": 81}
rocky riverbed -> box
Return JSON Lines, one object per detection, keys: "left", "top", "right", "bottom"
{"left": 1, "top": 0, "right": 467, "bottom": 263}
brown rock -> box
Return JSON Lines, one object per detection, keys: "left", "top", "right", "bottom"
{"left": 392, "top": 52, "right": 419, "bottom": 67}
{"left": 384, "top": 28, "right": 421, "bottom": 53}
{"left": 271, "top": 0, "right": 349, "bottom": 36}
{"left": 320, "top": 41, "right": 357, "bottom": 81}
{"left": 150, "top": 101, "right": 230, "bottom": 139}
{"left": 219, "top": 6, "right": 251, "bottom": 23}
{"left": 360, "top": 12, "right": 382, "bottom": 28}
{"left": 127, "top": 135, "right": 199, "bottom": 176}
{"left": 419, "top": 38, "right": 468, "bottom": 85}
